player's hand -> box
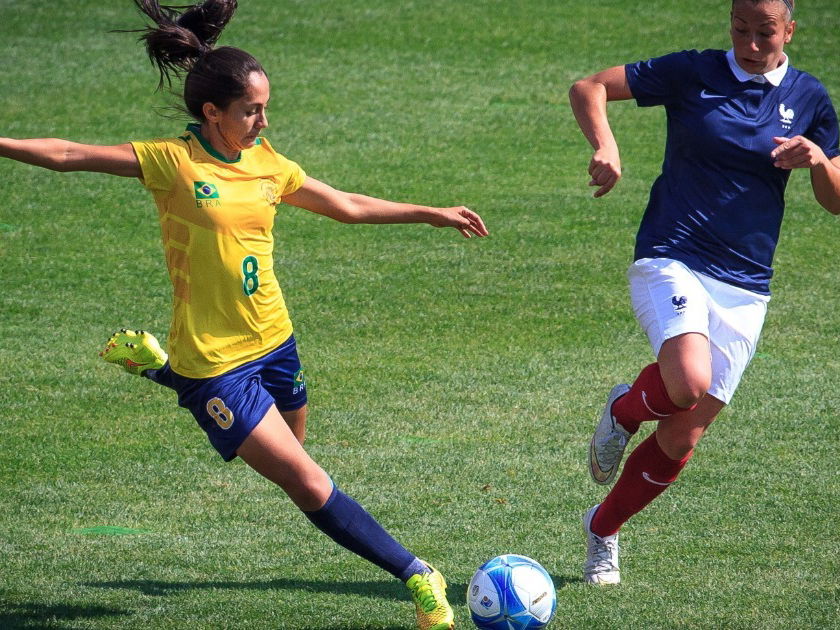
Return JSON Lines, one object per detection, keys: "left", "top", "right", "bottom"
{"left": 430, "top": 206, "right": 489, "bottom": 238}
{"left": 771, "top": 136, "right": 827, "bottom": 170}
{"left": 589, "top": 146, "right": 621, "bottom": 197}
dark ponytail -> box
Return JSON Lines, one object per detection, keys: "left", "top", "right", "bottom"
{"left": 126, "top": 0, "right": 265, "bottom": 120}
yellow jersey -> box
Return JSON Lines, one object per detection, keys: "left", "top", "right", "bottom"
{"left": 131, "top": 124, "right": 306, "bottom": 378}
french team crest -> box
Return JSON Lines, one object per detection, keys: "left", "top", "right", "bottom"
{"left": 672, "top": 295, "right": 688, "bottom": 313}
{"left": 778, "top": 103, "right": 794, "bottom": 129}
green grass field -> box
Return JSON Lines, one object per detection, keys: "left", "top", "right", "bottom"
{"left": 1, "top": 1, "right": 838, "bottom": 628}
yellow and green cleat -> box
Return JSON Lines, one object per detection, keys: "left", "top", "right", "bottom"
{"left": 406, "top": 561, "right": 454, "bottom": 630}
{"left": 100, "top": 328, "right": 167, "bottom": 376}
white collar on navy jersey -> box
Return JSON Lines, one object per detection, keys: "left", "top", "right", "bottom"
{"left": 726, "top": 48, "right": 789, "bottom": 86}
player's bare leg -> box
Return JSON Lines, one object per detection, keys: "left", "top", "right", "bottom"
{"left": 237, "top": 406, "right": 453, "bottom": 629}
{"left": 656, "top": 332, "right": 712, "bottom": 409}
{"left": 585, "top": 396, "right": 724, "bottom": 584}
{"left": 586, "top": 333, "right": 721, "bottom": 584}
{"left": 279, "top": 404, "right": 307, "bottom": 445}
{"left": 237, "top": 405, "right": 331, "bottom": 510}
{"left": 590, "top": 332, "right": 712, "bottom": 485}
{"left": 656, "top": 394, "right": 724, "bottom": 460}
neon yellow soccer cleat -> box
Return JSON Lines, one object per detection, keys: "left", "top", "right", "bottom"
{"left": 100, "top": 328, "right": 167, "bottom": 376}
{"left": 406, "top": 562, "right": 455, "bottom": 630}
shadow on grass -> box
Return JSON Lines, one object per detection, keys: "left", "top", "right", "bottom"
{"left": 550, "top": 574, "right": 581, "bottom": 589}
{"left": 85, "top": 573, "right": 581, "bottom": 606}
{"left": 85, "top": 576, "right": 452, "bottom": 601}
{"left": 0, "top": 600, "right": 405, "bottom": 630}
{"left": 0, "top": 602, "right": 129, "bottom": 629}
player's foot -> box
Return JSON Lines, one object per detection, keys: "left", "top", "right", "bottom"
{"left": 100, "top": 328, "right": 167, "bottom": 376}
{"left": 406, "top": 561, "right": 454, "bottom": 630}
{"left": 589, "top": 384, "right": 632, "bottom": 485}
{"left": 583, "top": 504, "right": 620, "bottom": 585}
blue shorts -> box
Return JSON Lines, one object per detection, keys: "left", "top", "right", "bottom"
{"left": 154, "top": 335, "right": 307, "bottom": 461}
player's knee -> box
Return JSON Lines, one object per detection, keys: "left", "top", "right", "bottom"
{"left": 284, "top": 467, "right": 333, "bottom": 511}
{"left": 665, "top": 374, "right": 710, "bottom": 409}
{"left": 670, "top": 386, "right": 706, "bottom": 409}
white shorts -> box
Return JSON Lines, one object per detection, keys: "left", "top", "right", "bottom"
{"left": 628, "top": 258, "right": 770, "bottom": 404}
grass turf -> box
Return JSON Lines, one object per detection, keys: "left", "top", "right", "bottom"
{"left": 0, "top": 0, "right": 838, "bottom": 628}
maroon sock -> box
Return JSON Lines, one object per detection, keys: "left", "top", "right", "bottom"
{"left": 612, "top": 363, "right": 694, "bottom": 434}
{"left": 590, "top": 432, "right": 692, "bottom": 537}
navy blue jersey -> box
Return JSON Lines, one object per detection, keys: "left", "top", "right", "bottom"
{"left": 626, "top": 49, "right": 839, "bottom": 294}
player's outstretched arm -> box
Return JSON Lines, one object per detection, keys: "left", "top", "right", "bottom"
{"left": 282, "top": 176, "right": 489, "bottom": 238}
{"left": 0, "top": 138, "right": 140, "bottom": 178}
{"left": 568, "top": 65, "right": 634, "bottom": 198}
{"left": 771, "top": 136, "right": 840, "bottom": 215}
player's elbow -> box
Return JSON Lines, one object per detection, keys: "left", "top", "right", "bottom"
{"left": 569, "top": 77, "right": 599, "bottom": 101}
{"left": 48, "top": 143, "right": 78, "bottom": 172}
{"left": 329, "top": 196, "right": 369, "bottom": 224}
{"left": 569, "top": 78, "right": 603, "bottom": 117}
{"left": 815, "top": 191, "right": 840, "bottom": 215}
{"left": 321, "top": 206, "right": 358, "bottom": 224}
{"left": 51, "top": 160, "right": 75, "bottom": 172}
{"left": 569, "top": 79, "right": 586, "bottom": 95}
{"left": 568, "top": 80, "right": 586, "bottom": 104}
{"left": 812, "top": 158, "right": 840, "bottom": 214}
{"left": 324, "top": 202, "right": 356, "bottom": 223}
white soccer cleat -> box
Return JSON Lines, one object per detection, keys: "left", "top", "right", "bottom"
{"left": 589, "top": 384, "right": 632, "bottom": 485}
{"left": 582, "top": 504, "right": 620, "bottom": 585}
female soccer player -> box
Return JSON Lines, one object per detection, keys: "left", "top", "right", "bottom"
{"left": 569, "top": 0, "right": 839, "bottom": 585}
{"left": 0, "top": 1, "right": 488, "bottom": 627}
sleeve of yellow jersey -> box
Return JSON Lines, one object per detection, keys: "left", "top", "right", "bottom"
{"left": 260, "top": 138, "right": 306, "bottom": 204}
{"left": 279, "top": 156, "right": 306, "bottom": 197}
{"left": 130, "top": 138, "right": 183, "bottom": 193}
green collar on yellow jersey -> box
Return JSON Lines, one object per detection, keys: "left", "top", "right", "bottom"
{"left": 183, "top": 123, "right": 262, "bottom": 164}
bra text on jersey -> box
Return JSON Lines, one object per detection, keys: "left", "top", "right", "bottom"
{"left": 194, "top": 181, "right": 222, "bottom": 208}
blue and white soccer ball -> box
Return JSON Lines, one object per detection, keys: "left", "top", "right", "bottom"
{"left": 467, "top": 554, "right": 557, "bottom": 630}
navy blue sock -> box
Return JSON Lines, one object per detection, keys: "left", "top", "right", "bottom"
{"left": 303, "top": 485, "right": 429, "bottom": 582}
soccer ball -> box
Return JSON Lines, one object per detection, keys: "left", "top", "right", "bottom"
{"left": 467, "top": 554, "right": 557, "bottom": 629}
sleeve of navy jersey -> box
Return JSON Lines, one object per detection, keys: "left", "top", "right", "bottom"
{"left": 625, "top": 50, "right": 698, "bottom": 107}
{"left": 805, "top": 84, "right": 840, "bottom": 159}
{"left": 621, "top": 49, "right": 839, "bottom": 296}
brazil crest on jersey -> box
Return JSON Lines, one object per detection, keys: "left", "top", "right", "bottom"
{"left": 626, "top": 49, "right": 839, "bottom": 295}
{"left": 131, "top": 124, "right": 306, "bottom": 378}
